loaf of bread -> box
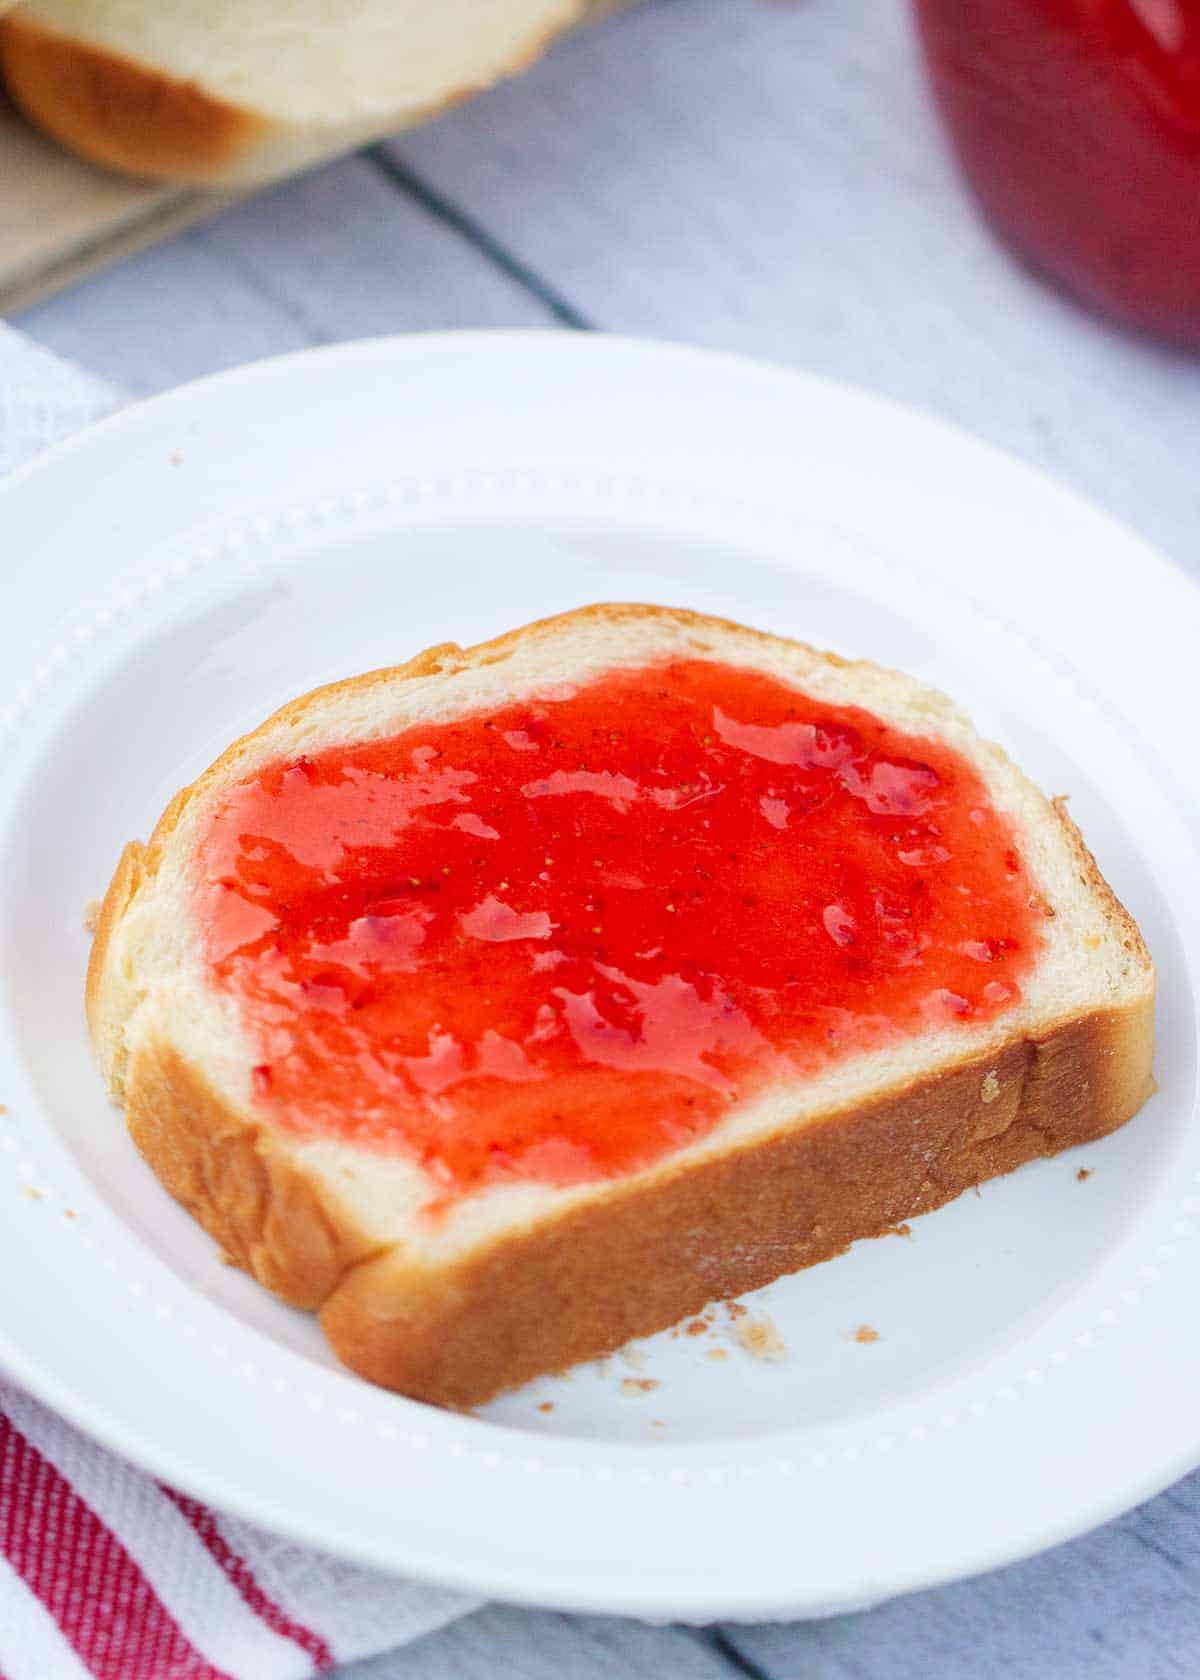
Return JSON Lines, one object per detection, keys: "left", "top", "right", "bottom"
{"left": 0, "top": 0, "right": 586, "bottom": 186}
{"left": 87, "top": 605, "right": 1154, "bottom": 1406}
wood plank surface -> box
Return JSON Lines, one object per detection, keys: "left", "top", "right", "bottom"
{"left": 338, "top": 1606, "right": 740, "bottom": 1680}
{"left": 728, "top": 1473, "right": 1200, "bottom": 1679}
{"left": 388, "top": 0, "right": 1200, "bottom": 570}
{"left": 0, "top": 89, "right": 228, "bottom": 315}
{"left": 17, "top": 152, "right": 556, "bottom": 393}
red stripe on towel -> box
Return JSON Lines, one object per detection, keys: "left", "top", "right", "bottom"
{"left": 0, "top": 1413, "right": 233, "bottom": 1680}
{"left": 161, "top": 1489, "right": 334, "bottom": 1671}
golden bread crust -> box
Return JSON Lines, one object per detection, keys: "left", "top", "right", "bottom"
{"left": 85, "top": 837, "right": 141, "bottom": 1051}
{"left": 324, "top": 994, "right": 1154, "bottom": 1405}
{"left": 116, "top": 991, "right": 1153, "bottom": 1406}
{"left": 0, "top": 15, "right": 266, "bottom": 182}
{"left": 1051, "top": 795, "right": 1151, "bottom": 969}
{"left": 84, "top": 604, "right": 1157, "bottom": 1406}
{"left": 126, "top": 1042, "right": 383, "bottom": 1309}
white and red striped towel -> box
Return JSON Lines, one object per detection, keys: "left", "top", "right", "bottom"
{"left": 0, "top": 323, "right": 477, "bottom": 1680}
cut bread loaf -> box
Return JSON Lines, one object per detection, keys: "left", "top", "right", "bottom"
{"left": 87, "top": 604, "right": 1154, "bottom": 1407}
{"left": 0, "top": 0, "right": 586, "bottom": 186}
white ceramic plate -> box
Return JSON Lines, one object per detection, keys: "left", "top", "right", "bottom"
{"left": 0, "top": 333, "right": 1196, "bottom": 1622}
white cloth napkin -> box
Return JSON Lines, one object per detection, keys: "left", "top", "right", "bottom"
{"left": 0, "top": 320, "right": 476, "bottom": 1679}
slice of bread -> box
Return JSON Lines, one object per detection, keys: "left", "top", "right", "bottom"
{"left": 87, "top": 605, "right": 1154, "bottom": 1407}
{"left": 0, "top": 0, "right": 586, "bottom": 186}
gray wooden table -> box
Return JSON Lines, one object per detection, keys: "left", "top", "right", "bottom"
{"left": 15, "top": 1, "right": 1200, "bottom": 1672}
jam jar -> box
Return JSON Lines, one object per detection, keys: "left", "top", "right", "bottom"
{"left": 914, "top": 0, "right": 1200, "bottom": 346}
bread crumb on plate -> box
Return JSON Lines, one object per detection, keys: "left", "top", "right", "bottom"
{"left": 852, "top": 1324, "right": 881, "bottom": 1345}
{"left": 620, "top": 1378, "right": 660, "bottom": 1398}
{"left": 734, "top": 1314, "right": 787, "bottom": 1362}
{"left": 1077, "top": 1167, "right": 1093, "bottom": 1182}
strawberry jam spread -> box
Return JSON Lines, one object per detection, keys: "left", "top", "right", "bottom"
{"left": 197, "top": 659, "right": 1044, "bottom": 1201}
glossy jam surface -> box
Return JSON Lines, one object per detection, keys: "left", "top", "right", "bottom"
{"left": 916, "top": 0, "right": 1200, "bottom": 346}
{"left": 198, "top": 659, "right": 1044, "bottom": 1200}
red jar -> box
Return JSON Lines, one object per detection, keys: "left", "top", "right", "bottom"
{"left": 914, "top": 0, "right": 1200, "bottom": 347}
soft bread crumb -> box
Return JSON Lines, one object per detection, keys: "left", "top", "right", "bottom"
{"left": 734, "top": 1314, "right": 787, "bottom": 1362}
{"left": 706, "top": 1347, "right": 729, "bottom": 1363}
{"left": 981, "top": 1070, "right": 1001, "bottom": 1104}
{"left": 21, "top": 1186, "right": 42, "bottom": 1202}
{"left": 726, "top": 1301, "right": 748, "bottom": 1321}
{"left": 852, "top": 1324, "right": 881, "bottom": 1344}
{"left": 83, "top": 899, "right": 102, "bottom": 934}
{"left": 620, "top": 1378, "right": 660, "bottom": 1398}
